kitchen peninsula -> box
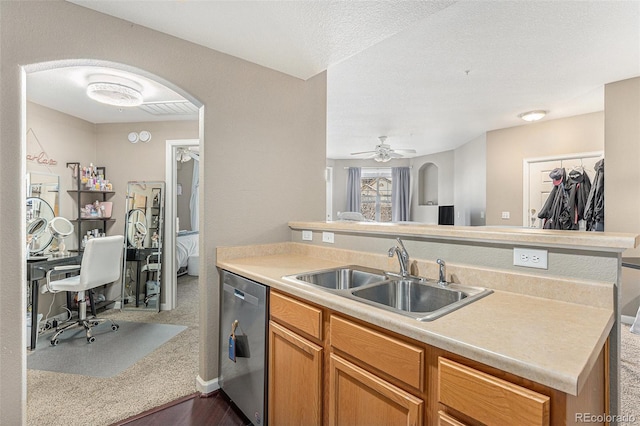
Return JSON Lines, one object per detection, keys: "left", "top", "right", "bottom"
{"left": 217, "top": 222, "right": 638, "bottom": 425}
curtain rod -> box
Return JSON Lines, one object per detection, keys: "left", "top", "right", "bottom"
{"left": 342, "top": 166, "right": 413, "bottom": 170}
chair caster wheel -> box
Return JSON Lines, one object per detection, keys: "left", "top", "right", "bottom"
{"left": 50, "top": 339, "right": 59, "bottom": 346}
{"left": 92, "top": 321, "right": 100, "bottom": 326}
{"left": 87, "top": 336, "right": 95, "bottom": 343}
{"left": 111, "top": 324, "right": 119, "bottom": 331}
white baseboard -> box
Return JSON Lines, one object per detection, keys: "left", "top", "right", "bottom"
{"left": 621, "top": 315, "right": 636, "bottom": 325}
{"left": 196, "top": 375, "right": 220, "bottom": 395}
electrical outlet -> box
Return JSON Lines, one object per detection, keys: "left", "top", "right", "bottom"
{"left": 302, "top": 230, "right": 313, "bottom": 241}
{"left": 322, "top": 232, "right": 334, "bottom": 243}
{"left": 513, "top": 248, "right": 548, "bottom": 269}
{"left": 501, "top": 211, "right": 510, "bottom": 219}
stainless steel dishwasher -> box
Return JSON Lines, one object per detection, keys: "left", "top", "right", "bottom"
{"left": 219, "top": 270, "right": 269, "bottom": 425}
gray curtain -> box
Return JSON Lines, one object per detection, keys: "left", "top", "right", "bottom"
{"left": 392, "top": 167, "right": 411, "bottom": 222}
{"left": 346, "top": 167, "right": 361, "bottom": 212}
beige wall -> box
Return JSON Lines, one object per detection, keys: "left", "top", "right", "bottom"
{"left": 486, "top": 112, "right": 604, "bottom": 226}
{"left": 95, "top": 121, "right": 199, "bottom": 236}
{"left": 604, "top": 77, "right": 640, "bottom": 318}
{"left": 1, "top": 2, "right": 326, "bottom": 423}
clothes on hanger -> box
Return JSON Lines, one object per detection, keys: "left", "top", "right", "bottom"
{"left": 538, "top": 168, "right": 573, "bottom": 230}
{"left": 584, "top": 159, "right": 605, "bottom": 231}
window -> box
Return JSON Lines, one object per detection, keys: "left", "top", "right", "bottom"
{"left": 361, "top": 168, "right": 392, "bottom": 222}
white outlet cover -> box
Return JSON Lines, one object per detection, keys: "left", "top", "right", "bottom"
{"left": 513, "top": 247, "right": 548, "bottom": 269}
{"left": 322, "top": 232, "right": 334, "bottom": 243}
{"left": 302, "top": 230, "right": 312, "bottom": 241}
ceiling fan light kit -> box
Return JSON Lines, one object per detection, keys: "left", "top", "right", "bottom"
{"left": 351, "top": 136, "right": 416, "bottom": 162}
{"left": 86, "top": 82, "right": 144, "bottom": 107}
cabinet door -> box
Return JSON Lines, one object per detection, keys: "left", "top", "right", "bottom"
{"left": 268, "top": 320, "right": 322, "bottom": 426}
{"left": 329, "top": 354, "right": 423, "bottom": 426}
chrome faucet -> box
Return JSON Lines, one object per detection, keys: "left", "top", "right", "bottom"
{"left": 388, "top": 238, "right": 410, "bottom": 278}
{"left": 437, "top": 259, "right": 447, "bottom": 286}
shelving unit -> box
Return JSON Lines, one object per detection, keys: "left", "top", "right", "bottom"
{"left": 66, "top": 162, "right": 117, "bottom": 312}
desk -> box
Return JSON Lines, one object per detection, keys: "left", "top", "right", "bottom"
{"left": 27, "top": 254, "right": 82, "bottom": 350}
{"left": 622, "top": 257, "right": 640, "bottom": 270}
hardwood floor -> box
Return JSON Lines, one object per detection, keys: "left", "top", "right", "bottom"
{"left": 113, "top": 391, "right": 251, "bottom": 426}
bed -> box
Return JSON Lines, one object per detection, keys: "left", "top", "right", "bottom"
{"left": 176, "top": 230, "right": 199, "bottom": 276}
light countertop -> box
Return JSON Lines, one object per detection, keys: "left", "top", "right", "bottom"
{"left": 290, "top": 220, "right": 639, "bottom": 252}
{"left": 217, "top": 247, "right": 613, "bottom": 397}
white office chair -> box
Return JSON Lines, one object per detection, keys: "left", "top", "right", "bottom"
{"left": 44, "top": 235, "right": 124, "bottom": 346}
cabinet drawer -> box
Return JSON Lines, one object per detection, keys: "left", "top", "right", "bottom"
{"left": 270, "top": 291, "right": 323, "bottom": 340}
{"left": 330, "top": 315, "right": 424, "bottom": 391}
{"left": 438, "top": 357, "right": 550, "bottom": 426}
{"left": 438, "top": 411, "right": 468, "bottom": 426}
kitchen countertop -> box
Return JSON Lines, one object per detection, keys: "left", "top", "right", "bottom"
{"left": 290, "top": 220, "right": 639, "bottom": 252}
{"left": 217, "top": 247, "right": 613, "bottom": 397}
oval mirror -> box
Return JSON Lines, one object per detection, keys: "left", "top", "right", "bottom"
{"left": 126, "top": 208, "right": 146, "bottom": 247}
{"left": 26, "top": 197, "right": 54, "bottom": 254}
{"left": 49, "top": 216, "right": 74, "bottom": 237}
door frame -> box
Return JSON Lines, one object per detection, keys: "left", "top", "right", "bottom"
{"left": 522, "top": 151, "right": 603, "bottom": 227}
{"left": 164, "top": 138, "right": 199, "bottom": 310}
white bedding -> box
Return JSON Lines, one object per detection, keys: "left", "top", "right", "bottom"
{"left": 176, "top": 231, "right": 198, "bottom": 269}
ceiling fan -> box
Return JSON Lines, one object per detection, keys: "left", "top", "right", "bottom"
{"left": 350, "top": 136, "right": 416, "bottom": 162}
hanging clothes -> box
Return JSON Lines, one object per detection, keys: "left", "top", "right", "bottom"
{"left": 566, "top": 166, "right": 592, "bottom": 226}
{"left": 538, "top": 168, "right": 573, "bottom": 230}
{"left": 584, "top": 159, "right": 605, "bottom": 231}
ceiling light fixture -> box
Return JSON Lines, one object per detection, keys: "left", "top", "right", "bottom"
{"left": 86, "top": 82, "right": 143, "bottom": 107}
{"left": 374, "top": 152, "right": 391, "bottom": 162}
{"left": 518, "top": 110, "right": 547, "bottom": 122}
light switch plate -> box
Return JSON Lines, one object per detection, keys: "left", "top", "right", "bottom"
{"left": 302, "top": 230, "right": 312, "bottom": 241}
{"left": 322, "top": 232, "right": 334, "bottom": 243}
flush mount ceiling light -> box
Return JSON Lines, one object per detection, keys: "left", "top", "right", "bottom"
{"left": 128, "top": 131, "right": 152, "bottom": 144}
{"left": 518, "top": 110, "right": 547, "bottom": 122}
{"left": 86, "top": 82, "right": 143, "bottom": 107}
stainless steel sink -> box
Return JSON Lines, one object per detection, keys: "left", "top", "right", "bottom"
{"left": 283, "top": 265, "right": 492, "bottom": 321}
{"left": 350, "top": 279, "right": 493, "bottom": 321}
{"left": 290, "top": 266, "right": 387, "bottom": 291}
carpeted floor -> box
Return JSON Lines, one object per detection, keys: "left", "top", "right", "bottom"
{"left": 621, "top": 324, "right": 640, "bottom": 425}
{"left": 27, "top": 274, "right": 199, "bottom": 426}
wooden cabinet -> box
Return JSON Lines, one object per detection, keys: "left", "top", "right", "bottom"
{"left": 267, "top": 288, "right": 607, "bottom": 426}
{"left": 268, "top": 293, "right": 323, "bottom": 426}
{"left": 438, "top": 357, "right": 550, "bottom": 426}
{"left": 329, "top": 353, "right": 423, "bottom": 426}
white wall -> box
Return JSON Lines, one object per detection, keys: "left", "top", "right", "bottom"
{"left": 410, "top": 150, "right": 454, "bottom": 224}
{"left": 454, "top": 134, "right": 487, "bottom": 226}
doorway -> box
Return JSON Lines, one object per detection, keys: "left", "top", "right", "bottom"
{"left": 522, "top": 151, "right": 603, "bottom": 228}
{"left": 165, "top": 139, "right": 200, "bottom": 310}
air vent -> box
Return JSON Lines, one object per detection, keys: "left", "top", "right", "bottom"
{"left": 138, "top": 101, "right": 198, "bottom": 116}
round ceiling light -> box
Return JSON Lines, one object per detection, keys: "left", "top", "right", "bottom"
{"left": 86, "top": 82, "right": 143, "bottom": 107}
{"left": 518, "top": 110, "right": 547, "bottom": 122}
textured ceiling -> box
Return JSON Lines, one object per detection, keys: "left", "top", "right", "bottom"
{"left": 36, "top": 1, "right": 640, "bottom": 158}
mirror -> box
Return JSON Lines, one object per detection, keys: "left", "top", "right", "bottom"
{"left": 49, "top": 216, "right": 74, "bottom": 256}
{"left": 26, "top": 197, "right": 55, "bottom": 255}
{"left": 122, "top": 181, "right": 165, "bottom": 312}
{"left": 26, "top": 172, "right": 59, "bottom": 216}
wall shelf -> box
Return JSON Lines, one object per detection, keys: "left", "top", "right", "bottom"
{"left": 66, "top": 162, "right": 116, "bottom": 251}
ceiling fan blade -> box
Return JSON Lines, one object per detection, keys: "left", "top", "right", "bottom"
{"left": 393, "top": 149, "right": 417, "bottom": 154}
{"left": 350, "top": 150, "right": 377, "bottom": 156}
{"left": 388, "top": 152, "right": 404, "bottom": 158}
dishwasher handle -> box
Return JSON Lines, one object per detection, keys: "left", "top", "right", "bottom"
{"left": 223, "top": 283, "right": 260, "bottom": 306}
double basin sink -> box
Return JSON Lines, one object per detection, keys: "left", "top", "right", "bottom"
{"left": 284, "top": 266, "right": 492, "bottom": 321}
